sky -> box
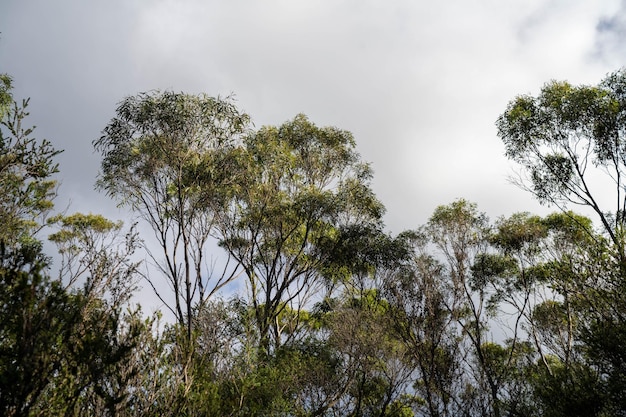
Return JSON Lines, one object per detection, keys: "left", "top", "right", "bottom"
{"left": 2, "top": 0, "right": 626, "bottom": 306}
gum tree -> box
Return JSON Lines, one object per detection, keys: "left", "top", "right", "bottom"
{"left": 497, "top": 69, "right": 626, "bottom": 414}
{"left": 496, "top": 69, "right": 626, "bottom": 259}
{"left": 0, "top": 81, "right": 147, "bottom": 416}
{"left": 218, "top": 114, "right": 386, "bottom": 353}
{"left": 94, "top": 91, "right": 250, "bottom": 346}
{"left": 0, "top": 97, "right": 61, "bottom": 247}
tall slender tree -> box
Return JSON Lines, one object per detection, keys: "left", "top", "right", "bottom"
{"left": 497, "top": 69, "right": 626, "bottom": 415}
{"left": 94, "top": 91, "right": 250, "bottom": 347}
{"left": 218, "top": 114, "right": 386, "bottom": 353}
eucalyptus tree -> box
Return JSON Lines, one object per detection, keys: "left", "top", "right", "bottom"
{"left": 424, "top": 199, "right": 517, "bottom": 417}
{"left": 486, "top": 212, "right": 550, "bottom": 369}
{"left": 217, "top": 114, "right": 386, "bottom": 353}
{"left": 497, "top": 70, "right": 626, "bottom": 414}
{"left": 489, "top": 212, "right": 603, "bottom": 368}
{"left": 484, "top": 211, "right": 606, "bottom": 415}
{"left": 94, "top": 91, "right": 250, "bottom": 345}
{"left": 496, "top": 68, "right": 626, "bottom": 259}
{"left": 0, "top": 96, "right": 61, "bottom": 247}
{"left": 0, "top": 231, "right": 149, "bottom": 417}
{"left": 49, "top": 213, "right": 141, "bottom": 301}
{"left": 0, "top": 81, "right": 148, "bottom": 416}
{"left": 383, "top": 236, "right": 463, "bottom": 417}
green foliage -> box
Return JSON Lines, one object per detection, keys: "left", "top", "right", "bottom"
{"left": 0, "top": 98, "right": 61, "bottom": 246}
{"left": 219, "top": 114, "right": 389, "bottom": 353}
{"left": 532, "top": 360, "right": 605, "bottom": 417}
{"left": 383, "top": 250, "right": 460, "bottom": 417}
{"left": 0, "top": 73, "right": 12, "bottom": 117}
{"left": 496, "top": 69, "right": 626, "bottom": 250}
{"left": 582, "top": 319, "right": 626, "bottom": 414}
{"left": 490, "top": 212, "right": 547, "bottom": 255}
{"left": 497, "top": 69, "right": 626, "bottom": 416}
{"left": 94, "top": 91, "right": 251, "bottom": 345}
{"left": 470, "top": 253, "right": 518, "bottom": 293}
{"left": 0, "top": 242, "right": 71, "bottom": 417}
{"left": 12, "top": 69, "right": 626, "bottom": 415}
{"left": 94, "top": 90, "right": 249, "bottom": 206}
{"left": 318, "top": 223, "right": 413, "bottom": 283}
{"left": 0, "top": 241, "right": 147, "bottom": 417}
{"left": 0, "top": 77, "right": 152, "bottom": 416}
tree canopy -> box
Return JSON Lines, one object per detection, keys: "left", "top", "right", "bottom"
{"left": 7, "top": 69, "right": 626, "bottom": 415}
{"left": 496, "top": 69, "right": 626, "bottom": 253}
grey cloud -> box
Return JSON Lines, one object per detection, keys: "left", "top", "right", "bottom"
{"left": 593, "top": 1, "right": 626, "bottom": 66}
{"left": 0, "top": 0, "right": 622, "bottom": 243}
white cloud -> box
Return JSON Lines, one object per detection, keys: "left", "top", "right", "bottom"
{"left": 1, "top": 0, "right": 625, "bottom": 302}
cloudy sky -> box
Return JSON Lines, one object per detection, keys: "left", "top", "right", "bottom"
{"left": 0, "top": 0, "right": 626, "bottom": 232}
{"left": 2, "top": 1, "right": 626, "bottom": 238}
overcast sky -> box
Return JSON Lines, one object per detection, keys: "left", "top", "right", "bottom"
{"left": 3, "top": 0, "right": 626, "bottom": 230}
{"left": 2, "top": 1, "right": 626, "bottom": 303}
